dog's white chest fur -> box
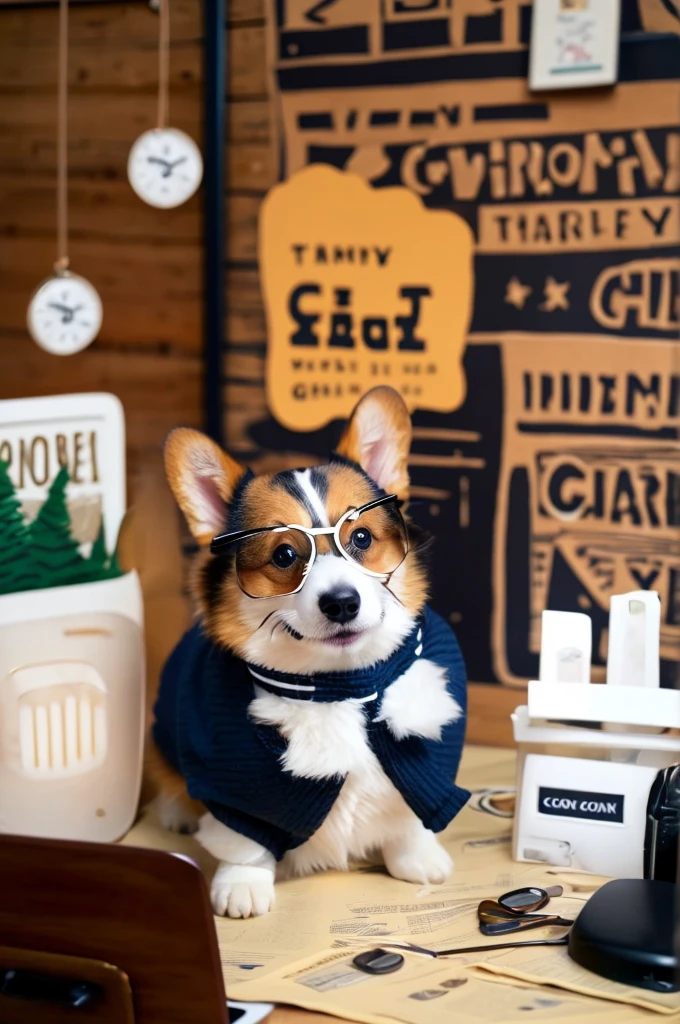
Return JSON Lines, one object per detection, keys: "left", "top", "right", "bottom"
{"left": 248, "top": 657, "right": 462, "bottom": 877}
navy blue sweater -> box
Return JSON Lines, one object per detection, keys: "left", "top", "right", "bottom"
{"left": 153, "top": 606, "right": 469, "bottom": 860}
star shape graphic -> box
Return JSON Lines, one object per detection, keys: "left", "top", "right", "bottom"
{"left": 540, "top": 276, "right": 571, "bottom": 312}
{"left": 504, "top": 276, "right": 532, "bottom": 310}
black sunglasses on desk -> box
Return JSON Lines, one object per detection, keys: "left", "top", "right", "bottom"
{"left": 352, "top": 885, "right": 577, "bottom": 973}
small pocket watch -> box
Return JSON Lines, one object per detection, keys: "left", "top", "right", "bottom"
{"left": 128, "top": 127, "right": 203, "bottom": 209}
{"left": 27, "top": 271, "right": 103, "bottom": 355}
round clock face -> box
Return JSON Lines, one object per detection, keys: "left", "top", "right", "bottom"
{"left": 27, "top": 273, "right": 103, "bottom": 355}
{"left": 127, "top": 128, "right": 203, "bottom": 209}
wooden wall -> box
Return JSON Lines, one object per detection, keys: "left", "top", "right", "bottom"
{"left": 0, "top": 0, "right": 204, "bottom": 690}
{"left": 224, "top": 0, "right": 273, "bottom": 453}
{"left": 0, "top": 0, "right": 204, "bottom": 470}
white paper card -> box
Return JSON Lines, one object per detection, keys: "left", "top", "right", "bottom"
{"left": 607, "top": 589, "right": 661, "bottom": 688}
{"left": 539, "top": 610, "right": 592, "bottom": 684}
{"left": 529, "top": 0, "right": 621, "bottom": 92}
{"left": 0, "top": 393, "right": 125, "bottom": 554}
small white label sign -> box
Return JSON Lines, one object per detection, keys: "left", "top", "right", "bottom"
{"left": 529, "top": 0, "right": 621, "bottom": 91}
{"left": 0, "top": 394, "right": 125, "bottom": 554}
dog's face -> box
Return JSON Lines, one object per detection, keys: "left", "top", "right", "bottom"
{"left": 164, "top": 387, "right": 428, "bottom": 673}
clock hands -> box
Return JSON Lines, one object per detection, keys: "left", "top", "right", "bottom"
{"left": 47, "top": 301, "right": 84, "bottom": 324}
{"left": 146, "top": 155, "right": 188, "bottom": 178}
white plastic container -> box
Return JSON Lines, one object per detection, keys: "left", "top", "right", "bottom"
{"left": 512, "top": 593, "right": 680, "bottom": 878}
{"left": 0, "top": 571, "right": 144, "bottom": 842}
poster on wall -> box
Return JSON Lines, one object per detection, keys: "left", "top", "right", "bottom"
{"left": 230, "top": 0, "right": 680, "bottom": 688}
{"left": 259, "top": 163, "right": 475, "bottom": 430}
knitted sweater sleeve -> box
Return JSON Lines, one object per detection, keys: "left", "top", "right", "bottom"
{"left": 202, "top": 800, "right": 304, "bottom": 862}
{"left": 369, "top": 606, "right": 470, "bottom": 833}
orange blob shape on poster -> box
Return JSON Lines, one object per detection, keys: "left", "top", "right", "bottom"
{"left": 259, "top": 164, "right": 474, "bottom": 433}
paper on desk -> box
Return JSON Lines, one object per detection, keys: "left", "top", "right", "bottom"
{"left": 219, "top": 835, "right": 589, "bottom": 986}
{"left": 126, "top": 744, "right": 632, "bottom": 1023}
{"left": 470, "top": 945, "right": 680, "bottom": 1016}
{"left": 230, "top": 944, "right": 659, "bottom": 1024}
{"left": 219, "top": 745, "right": 588, "bottom": 991}
{"left": 219, "top": 877, "right": 585, "bottom": 987}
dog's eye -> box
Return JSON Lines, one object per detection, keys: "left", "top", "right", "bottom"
{"left": 350, "top": 527, "right": 372, "bottom": 551}
{"left": 272, "top": 544, "right": 298, "bottom": 569}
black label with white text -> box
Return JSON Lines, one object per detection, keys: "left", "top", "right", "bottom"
{"left": 538, "top": 787, "right": 625, "bottom": 823}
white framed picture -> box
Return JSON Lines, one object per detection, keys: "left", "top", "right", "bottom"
{"left": 529, "top": 0, "right": 621, "bottom": 91}
{"left": 0, "top": 393, "right": 125, "bottom": 556}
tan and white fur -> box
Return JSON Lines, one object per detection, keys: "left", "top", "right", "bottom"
{"left": 148, "top": 387, "right": 462, "bottom": 918}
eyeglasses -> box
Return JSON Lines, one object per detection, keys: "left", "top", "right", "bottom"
{"left": 356, "top": 885, "right": 575, "bottom": 961}
{"left": 478, "top": 883, "right": 573, "bottom": 937}
{"left": 494, "top": 885, "right": 563, "bottom": 912}
{"left": 360, "top": 935, "right": 570, "bottom": 961}
{"left": 210, "top": 493, "right": 408, "bottom": 599}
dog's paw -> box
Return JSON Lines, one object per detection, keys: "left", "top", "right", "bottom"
{"left": 383, "top": 832, "right": 453, "bottom": 886}
{"left": 210, "top": 863, "right": 276, "bottom": 918}
{"left": 153, "top": 793, "right": 201, "bottom": 835}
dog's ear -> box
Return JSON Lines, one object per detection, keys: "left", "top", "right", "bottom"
{"left": 164, "top": 429, "right": 246, "bottom": 545}
{"left": 336, "top": 386, "right": 411, "bottom": 501}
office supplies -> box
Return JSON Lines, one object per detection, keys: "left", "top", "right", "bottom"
{"left": 513, "top": 592, "right": 680, "bottom": 877}
{"left": 352, "top": 950, "right": 404, "bottom": 975}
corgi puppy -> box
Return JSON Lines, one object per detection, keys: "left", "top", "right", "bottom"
{"left": 149, "top": 386, "right": 469, "bottom": 918}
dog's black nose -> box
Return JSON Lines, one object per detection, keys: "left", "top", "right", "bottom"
{"left": 319, "top": 587, "right": 361, "bottom": 624}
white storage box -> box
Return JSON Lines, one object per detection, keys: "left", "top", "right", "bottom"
{"left": 0, "top": 393, "right": 145, "bottom": 843}
{"left": 512, "top": 592, "right": 680, "bottom": 878}
{"left": 0, "top": 572, "right": 144, "bottom": 842}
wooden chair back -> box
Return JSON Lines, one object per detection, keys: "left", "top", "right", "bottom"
{"left": 0, "top": 834, "right": 229, "bottom": 1023}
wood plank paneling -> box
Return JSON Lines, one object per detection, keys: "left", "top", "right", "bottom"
{"left": 0, "top": 0, "right": 204, "bottom": 687}
{"left": 0, "top": 234, "right": 202, "bottom": 350}
{"left": 229, "top": 99, "right": 270, "bottom": 142}
{"left": 467, "top": 683, "right": 519, "bottom": 747}
{"left": 225, "top": 266, "right": 266, "bottom": 342}
{"left": 0, "top": 0, "right": 204, "bottom": 374}
{"left": 230, "top": 25, "right": 268, "bottom": 97}
{"left": 0, "top": 93, "right": 201, "bottom": 175}
{"left": 228, "top": 141, "right": 274, "bottom": 194}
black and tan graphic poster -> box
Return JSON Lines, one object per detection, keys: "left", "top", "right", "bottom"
{"left": 237, "top": 0, "right": 680, "bottom": 688}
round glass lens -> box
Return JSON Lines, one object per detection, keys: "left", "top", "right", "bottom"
{"left": 499, "top": 887, "right": 547, "bottom": 911}
{"left": 236, "top": 528, "right": 313, "bottom": 598}
{"left": 338, "top": 504, "right": 408, "bottom": 577}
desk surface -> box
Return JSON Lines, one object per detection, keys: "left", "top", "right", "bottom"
{"left": 127, "top": 745, "right": 517, "bottom": 1024}
{"left": 255, "top": 745, "right": 516, "bottom": 1024}
{"left": 126, "top": 745, "right": 660, "bottom": 1024}
{"left": 273, "top": 1009, "right": 351, "bottom": 1024}
{"left": 272, "top": 1009, "right": 350, "bottom": 1024}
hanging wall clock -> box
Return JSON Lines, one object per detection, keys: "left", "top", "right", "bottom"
{"left": 127, "top": 127, "right": 202, "bottom": 208}
{"left": 127, "top": 0, "right": 203, "bottom": 209}
{"left": 27, "top": 272, "right": 103, "bottom": 356}
{"left": 26, "top": 0, "right": 102, "bottom": 355}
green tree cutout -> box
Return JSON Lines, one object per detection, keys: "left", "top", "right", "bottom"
{"left": 0, "top": 459, "right": 37, "bottom": 593}
{"left": 29, "top": 466, "right": 88, "bottom": 588}
{"left": 0, "top": 462, "right": 123, "bottom": 596}
{"left": 88, "top": 519, "right": 123, "bottom": 581}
